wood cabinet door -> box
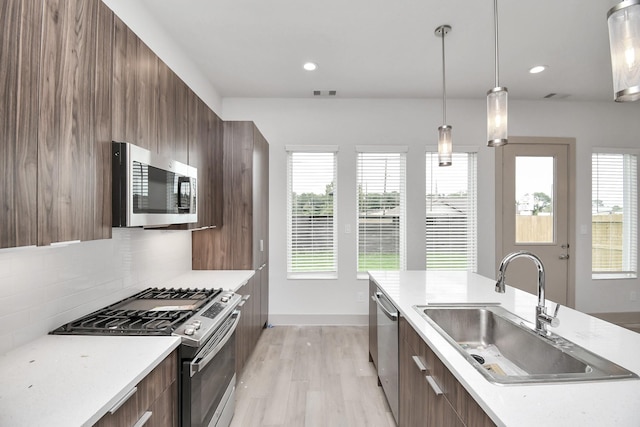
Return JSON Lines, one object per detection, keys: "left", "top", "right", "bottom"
{"left": 38, "top": 0, "right": 113, "bottom": 245}
{"left": 207, "top": 106, "right": 224, "bottom": 228}
{"left": 157, "top": 59, "right": 188, "bottom": 164}
{"left": 235, "top": 279, "right": 254, "bottom": 375}
{"left": 96, "top": 350, "right": 177, "bottom": 427}
{"left": 399, "top": 317, "right": 495, "bottom": 427}
{"left": 0, "top": 0, "right": 40, "bottom": 248}
{"left": 185, "top": 92, "right": 223, "bottom": 231}
{"left": 252, "top": 125, "right": 269, "bottom": 267}
{"left": 193, "top": 121, "right": 254, "bottom": 269}
{"left": 112, "top": 17, "right": 137, "bottom": 145}
{"left": 112, "top": 16, "right": 159, "bottom": 154}
{"left": 399, "top": 317, "right": 429, "bottom": 427}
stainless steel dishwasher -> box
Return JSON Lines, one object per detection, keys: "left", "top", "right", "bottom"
{"left": 374, "top": 289, "right": 399, "bottom": 423}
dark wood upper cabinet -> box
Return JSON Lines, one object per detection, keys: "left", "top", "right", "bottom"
{"left": 0, "top": 0, "right": 41, "bottom": 249}
{"left": 169, "top": 75, "right": 189, "bottom": 165}
{"left": 252, "top": 127, "right": 269, "bottom": 267}
{"left": 192, "top": 121, "right": 268, "bottom": 270}
{"left": 111, "top": 16, "right": 137, "bottom": 146}
{"left": 37, "top": 0, "right": 113, "bottom": 245}
{"left": 112, "top": 16, "right": 159, "bottom": 154}
{"left": 185, "top": 91, "right": 223, "bottom": 230}
{"left": 2, "top": 0, "right": 223, "bottom": 248}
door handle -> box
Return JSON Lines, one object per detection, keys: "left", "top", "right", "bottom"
{"left": 559, "top": 254, "right": 570, "bottom": 260}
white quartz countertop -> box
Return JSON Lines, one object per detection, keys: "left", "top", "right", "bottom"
{"left": 0, "top": 334, "right": 180, "bottom": 427}
{"left": 369, "top": 270, "right": 640, "bottom": 427}
{"left": 0, "top": 269, "right": 254, "bottom": 426}
{"left": 160, "top": 269, "right": 255, "bottom": 292}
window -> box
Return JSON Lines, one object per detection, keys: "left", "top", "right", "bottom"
{"left": 286, "top": 148, "right": 338, "bottom": 278}
{"left": 592, "top": 152, "right": 638, "bottom": 278}
{"left": 356, "top": 148, "right": 407, "bottom": 276}
{"left": 425, "top": 151, "right": 477, "bottom": 271}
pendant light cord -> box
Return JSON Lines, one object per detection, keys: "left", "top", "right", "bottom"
{"left": 441, "top": 29, "right": 447, "bottom": 124}
{"left": 494, "top": 0, "right": 500, "bottom": 87}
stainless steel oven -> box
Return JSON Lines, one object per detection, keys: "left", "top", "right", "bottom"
{"left": 51, "top": 287, "right": 242, "bottom": 427}
{"left": 178, "top": 307, "right": 240, "bottom": 427}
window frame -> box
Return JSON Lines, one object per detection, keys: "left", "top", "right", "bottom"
{"left": 425, "top": 146, "right": 478, "bottom": 272}
{"left": 285, "top": 146, "right": 339, "bottom": 279}
{"left": 355, "top": 146, "right": 408, "bottom": 279}
{"left": 591, "top": 148, "right": 638, "bottom": 280}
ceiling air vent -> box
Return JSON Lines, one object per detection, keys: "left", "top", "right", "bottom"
{"left": 313, "top": 90, "right": 337, "bottom": 96}
{"left": 543, "top": 93, "right": 570, "bottom": 100}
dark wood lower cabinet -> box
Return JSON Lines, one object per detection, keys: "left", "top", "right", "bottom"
{"left": 236, "top": 269, "right": 268, "bottom": 376}
{"left": 235, "top": 278, "right": 253, "bottom": 375}
{"left": 94, "top": 350, "right": 178, "bottom": 427}
{"left": 399, "top": 317, "right": 495, "bottom": 427}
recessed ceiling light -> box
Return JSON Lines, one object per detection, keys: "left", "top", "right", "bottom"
{"left": 529, "top": 65, "right": 547, "bottom": 74}
{"left": 303, "top": 62, "right": 318, "bottom": 71}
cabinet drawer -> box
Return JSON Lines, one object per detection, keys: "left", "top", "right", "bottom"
{"left": 95, "top": 350, "right": 177, "bottom": 427}
{"left": 399, "top": 317, "right": 495, "bottom": 427}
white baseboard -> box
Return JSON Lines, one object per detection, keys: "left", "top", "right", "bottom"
{"left": 267, "top": 314, "right": 369, "bottom": 326}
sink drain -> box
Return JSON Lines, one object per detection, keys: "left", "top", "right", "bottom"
{"left": 471, "top": 354, "right": 485, "bottom": 364}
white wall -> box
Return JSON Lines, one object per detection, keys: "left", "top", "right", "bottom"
{"left": 222, "top": 97, "right": 640, "bottom": 322}
{"left": 0, "top": 229, "right": 192, "bottom": 354}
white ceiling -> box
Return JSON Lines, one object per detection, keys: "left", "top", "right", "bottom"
{"left": 137, "top": 0, "right": 622, "bottom": 102}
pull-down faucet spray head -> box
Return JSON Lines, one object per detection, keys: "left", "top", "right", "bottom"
{"left": 495, "top": 271, "right": 506, "bottom": 293}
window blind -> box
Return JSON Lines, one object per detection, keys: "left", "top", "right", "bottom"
{"left": 592, "top": 153, "right": 638, "bottom": 276}
{"left": 425, "top": 152, "right": 477, "bottom": 271}
{"left": 356, "top": 151, "right": 406, "bottom": 273}
{"left": 286, "top": 151, "right": 338, "bottom": 278}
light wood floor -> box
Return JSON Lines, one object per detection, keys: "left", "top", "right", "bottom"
{"left": 230, "top": 326, "right": 397, "bottom": 427}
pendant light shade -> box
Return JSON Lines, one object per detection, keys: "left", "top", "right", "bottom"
{"left": 435, "top": 25, "right": 452, "bottom": 167}
{"left": 487, "top": 86, "right": 508, "bottom": 145}
{"left": 607, "top": 0, "right": 640, "bottom": 102}
{"left": 487, "top": 0, "right": 508, "bottom": 147}
{"left": 438, "top": 125, "right": 452, "bottom": 166}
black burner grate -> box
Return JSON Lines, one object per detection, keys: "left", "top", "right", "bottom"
{"left": 50, "top": 287, "right": 221, "bottom": 336}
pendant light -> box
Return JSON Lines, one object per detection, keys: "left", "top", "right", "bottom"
{"left": 487, "top": 0, "right": 508, "bottom": 147}
{"left": 436, "top": 25, "right": 452, "bottom": 167}
{"left": 607, "top": 0, "right": 640, "bottom": 102}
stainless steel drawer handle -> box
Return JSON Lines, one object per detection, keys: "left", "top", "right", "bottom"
{"left": 108, "top": 386, "right": 137, "bottom": 414}
{"left": 425, "top": 375, "right": 443, "bottom": 396}
{"left": 412, "top": 355, "right": 428, "bottom": 372}
{"left": 133, "top": 411, "right": 153, "bottom": 427}
{"left": 412, "top": 356, "right": 443, "bottom": 395}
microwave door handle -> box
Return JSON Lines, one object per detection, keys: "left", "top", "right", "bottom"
{"left": 189, "top": 310, "right": 241, "bottom": 377}
{"left": 177, "top": 177, "right": 190, "bottom": 210}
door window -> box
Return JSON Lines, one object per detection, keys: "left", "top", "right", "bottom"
{"left": 515, "top": 156, "right": 554, "bottom": 243}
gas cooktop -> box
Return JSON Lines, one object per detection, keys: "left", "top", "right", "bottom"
{"left": 50, "top": 288, "right": 221, "bottom": 336}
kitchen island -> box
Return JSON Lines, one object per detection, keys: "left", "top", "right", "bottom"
{"left": 370, "top": 270, "right": 640, "bottom": 427}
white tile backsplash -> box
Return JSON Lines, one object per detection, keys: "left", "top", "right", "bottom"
{"left": 0, "top": 228, "right": 193, "bottom": 354}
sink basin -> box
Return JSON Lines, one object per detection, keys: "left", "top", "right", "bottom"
{"left": 413, "top": 304, "right": 638, "bottom": 384}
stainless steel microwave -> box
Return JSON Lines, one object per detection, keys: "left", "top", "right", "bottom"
{"left": 112, "top": 142, "right": 197, "bottom": 227}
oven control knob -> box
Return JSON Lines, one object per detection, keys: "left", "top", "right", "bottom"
{"left": 184, "top": 327, "right": 195, "bottom": 336}
{"left": 221, "top": 296, "right": 229, "bottom": 303}
{"left": 192, "top": 321, "right": 201, "bottom": 330}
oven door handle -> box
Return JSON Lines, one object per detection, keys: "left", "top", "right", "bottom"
{"left": 189, "top": 310, "right": 241, "bottom": 377}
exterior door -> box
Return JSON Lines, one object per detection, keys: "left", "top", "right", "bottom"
{"left": 496, "top": 137, "right": 575, "bottom": 306}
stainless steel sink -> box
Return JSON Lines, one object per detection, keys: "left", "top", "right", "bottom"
{"left": 413, "top": 304, "right": 639, "bottom": 384}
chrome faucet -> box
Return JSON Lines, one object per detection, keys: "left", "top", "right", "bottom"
{"left": 495, "top": 251, "right": 560, "bottom": 335}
